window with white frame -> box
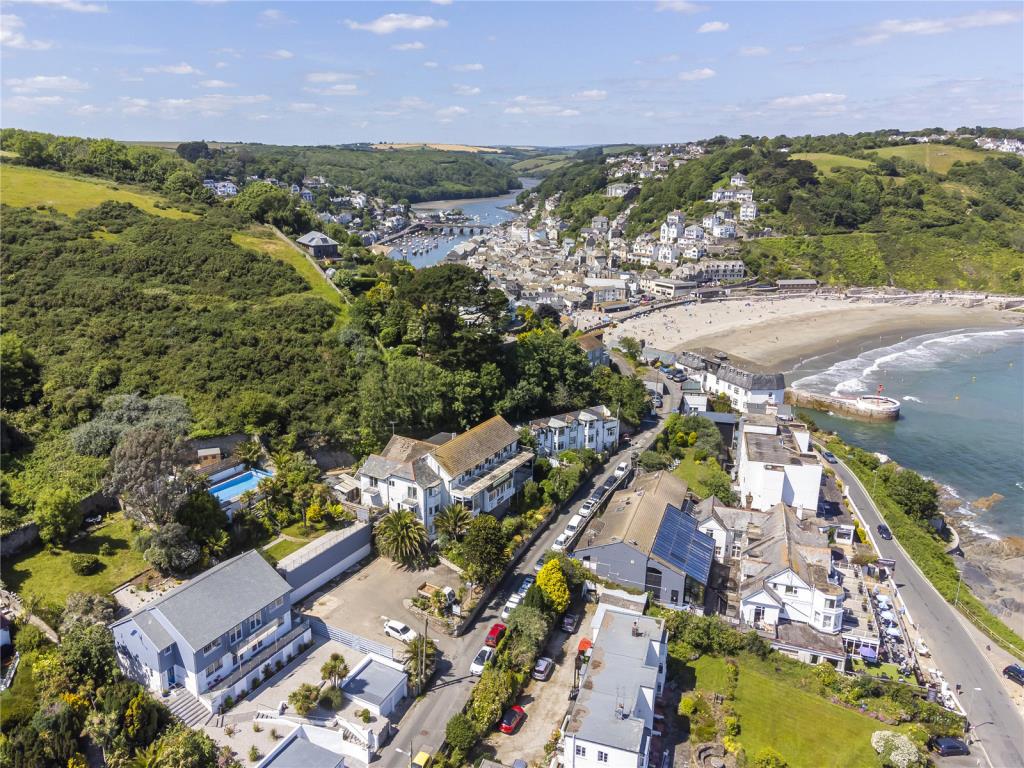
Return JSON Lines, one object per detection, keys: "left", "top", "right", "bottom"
{"left": 248, "top": 613, "right": 262, "bottom": 632}
{"left": 229, "top": 624, "right": 243, "bottom": 644}
{"left": 202, "top": 639, "right": 220, "bottom": 655}
{"left": 205, "top": 658, "right": 223, "bottom": 677}
{"left": 731, "top": 542, "right": 742, "bottom": 558}
{"left": 597, "top": 751, "right": 608, "bottom": 763}
{"left": 272, "top": 596, "right": 285, "bottom": 610}
{"left": 575, "top": 746, "right": 586, "bottom": 757}
{"left": 784, "top": 585, "right": 796, "bottom": 595}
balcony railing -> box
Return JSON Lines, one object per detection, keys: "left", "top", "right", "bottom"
{"left": 205, "top": 620, "right": 308, "bottom": 695}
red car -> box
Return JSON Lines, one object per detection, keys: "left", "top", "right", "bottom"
{"left": 485, "top": 622, "right": 507, "bottom": 648}
{"left": 499, "top": 705, "right": 526, "bottom": 734}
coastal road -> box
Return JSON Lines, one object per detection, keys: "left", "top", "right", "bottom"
{"left": 378, "top": 411, "right": 668, "bottom": 768}
{"left": 830, "top": 454, "right": 1024, "bottom": 768}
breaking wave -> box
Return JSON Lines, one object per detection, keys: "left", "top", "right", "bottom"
{"left": 792, "top": 328, "right": 1024, "bottom": 396}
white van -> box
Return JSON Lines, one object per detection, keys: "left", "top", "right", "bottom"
{"left": 564, "top": 514, "right": 584, "bottom": 536}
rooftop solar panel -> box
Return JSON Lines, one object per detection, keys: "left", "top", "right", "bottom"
{"left": 651, "top": 501, "right": 714, "bottom": 586}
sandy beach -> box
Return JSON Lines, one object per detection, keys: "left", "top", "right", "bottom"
{"left": 599, "top": 296, "right": 1023, "bottom": 371}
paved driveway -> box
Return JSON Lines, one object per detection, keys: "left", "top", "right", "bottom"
{"left": 305, "top": 557, "right": 463, "bottom": 655}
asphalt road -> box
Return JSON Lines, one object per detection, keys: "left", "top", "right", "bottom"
{"left": 379, "top": 411, "right": 669, "bottom": 768}
{"left": 829, "top": 454, "right": 1024, "bottom": 768}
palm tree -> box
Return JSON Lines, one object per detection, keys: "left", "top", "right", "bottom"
{"left": 233, "top": 437, "right": 264, "bottom": 467}
{"left": 403, "top": 635, "right": 437, "bottom": 695}
{"left": 375, "top": 509, "right": 428, "bottom": 567}
{"left": 129, "top": 742, "right": 165, "bottom": 768}
{"left": 320, "top": 652, "right": 349, "bottom": 689}
{"left": 434, "top": 503, "right": 471, "bottom": 543}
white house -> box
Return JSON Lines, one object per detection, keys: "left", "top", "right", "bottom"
{"left": 681, "top": 243, "right": 707, "bottom": 260}
{"left": 659, "top": 211, "right": 686, "bottom": 243}
{"left": 675, "top": 352, "right": 785, "bottom": 413}
{"left": 712, "top": 222, "right": 737, "bottom": 239}
{"left": 695, "top": 496, "right": 771, "bottom": 562}
{"left": 606, "top": 183, "right": 638, "bottom": 198}
{"left": 736, "top": 503, "right": 847, "bottom": 666}
{"left": 711, "top": 188, "right": 736, "bottom": 203}
{"left": 111, "top": 551, "right": 311, "bottom": 714}
{"left": 740, "top": 202, "right": 759, "bottom": 221}
{"left": 730, "top": 172, "right": 748, "bottom": 187}
{"left": 682, "top": 224, "right": 704, "bottom": 241}
{"left": 702, "top": 214, "right": 721, "bottom": 228}
{"left": 735, "top": 188, "right": 754, "bottom": 202}
{"left": 528, "top": 404, "right": 619, "bottom": 457}
{"left": 562, "top": 611, "right": 667, "bottom": 768}
{"left": 698, "top": 259, "right": 745, "bottom": 281}
{"left": 656, "top": 243, "right": 679, "bottom": 266}
{"left": 737, "top": 416, "right": 822, "bottom": 512}
{"left": 357, "top": 416, "right": 534, "bottom": 537}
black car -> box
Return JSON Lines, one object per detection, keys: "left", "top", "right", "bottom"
{"left": 561, "top": 613, "right": 581, "bottom": 633}
{"left": 877, "top": 524, "right": 893, "bottom": 541}
{"left": 930, "top": 737, "right": 970, "bottom": 757}
{"left": 1003, "top": 663, "right": 1024, "bottom": 686}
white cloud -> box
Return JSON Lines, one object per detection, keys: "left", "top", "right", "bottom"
{"left": 215, "top": 61, "right": 228, "bottom": 69}
{"left": 4, "top": 94, "right": 64, "bottom": 112}
{"left": 345, "top": 13, "right": 447, "bottom": 35}
{"left": 144, "top": 62, "right": 202, "bottom": 75}
{"left": 156, "top": 93, "right": 271, "bottom": 117}
{"left": 435, "top": 105, "right": 467, "bottom": 121}
{"left": 503, "top": 97, "right": 580, "bottom": 117}
{"left": 452, "top": 62, "right": 483, "bottom": 72}
{"left": 392, "top": 41, "right": 425, "bottom": 51}
{"left": 306, "top": 71, "right": 357, "bottom": 83}
{"left": 5, "top": 75, "right": 88, "bottom": 93}
{"left": 69, "top": 103, "right": 103, "bottom": 115}
{"left": 266, "top": 49, "right": 294, "bottom": 60}
{"left": 288, "top": 101, "right": 332, "bottom": 114}
{"left": 258, "top": 8, "right": 294, "bottom": 25}
{"left": 855, "top": 9, "right": 1022, "bottom": 45}
{"left": 429, "top": 0, "right": 453, "bottom": 5}
{"left": 423, "top": 61, "right": 439, "bottom": 68}
{"left": 304, "top": 83, "right": 362, "bottom": 96}
{"left": 453, "top": 84, "right": 480, "bottom": 96}
{"left": 0, "top": 14, "right": 53, "bottom": 50}
{"left": 199, "top": 79, "right": 235, "bottom": 88}
{"left": 119, "top": 96, "right": 150, "bottom": 115}
{"left": 678, "top": 67, "right": 715, "bottom": 81}
{"left": 11, "top": 0, "right": 106, "bottom": 13}
{"left": 740, "top": 46, "right": 770, "bottom": 56}
{"left": 656, "top": 1, "right": 705, "bottom": 13}
{"left": 697, "top": 20, "right": 729, "bottom": 33}
{"left": 573, "top": 89, "right": 607, "bottom": 101}
{"left": 770, "top": 92, "right": 846, "bottom": 108}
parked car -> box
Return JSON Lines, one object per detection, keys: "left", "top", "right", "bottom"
{"left": 821, "top": 450, "right": 837, "bottom": 463}
{"left": 499, "top": 705, "right": 526, "bottom": 734}
{"left": 485, "top": 623, "right": 507, "bottom": 648}
{"left": 562, "top": 613, "right": 581, "bottom": 633}
{"left": 383, "top": 619, "right": 417, "bottom": 643}
{"left": 412, "top": 752, "right": 432, "bottom": 768}
{"left": 532, "top": 656, "right": 555, "bottom": 681}
{"left": 1003, "top": 663, "right": 1024, "bottom": 686}
{"left": 930, "top": 737, "right": 970, "bottom": 757}
{"left": 613, "top": 461, "right": 629, "bottom": 478}
{"left": 551, "top": 533, "right": 569, "bottom": 552}
{"left": 534, "top": 553, "right": 553, "bottom": 572}
{"left": 501, "top": 594, "right": 522, "bottom": 620}
{"left": 580, "top": 498, "right": 597, "bottom": 517}
{"left": 877, "top": 524, "right": 893, "bottom": 541}
{"left": 564, "top": 514, "right": 583, "bottom": 536}
{"left": 470, "top": 646, "right": 493, "bottom": 675}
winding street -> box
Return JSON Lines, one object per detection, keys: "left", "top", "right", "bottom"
{"left": 829, "top": 454, "right": 1024, "bottom": 768}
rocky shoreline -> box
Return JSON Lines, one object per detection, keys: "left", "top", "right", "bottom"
{"left": 940, "top": 486, "right": 1024, "bottom": 632}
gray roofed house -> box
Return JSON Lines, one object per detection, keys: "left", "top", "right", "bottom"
{"left": 341, "top": 656, "right": 408, "bottom": 716}
{"left": 563, "top": 611, "right": 667, "bottom": 768}
{"left": 111, "top": 550, "right": 310, "bottom": 714}
{"left": 260, "top": 735, "right": 344, "bottom": 768}
{"left": 296, "top": 231, "right": 339, "bottom": 259}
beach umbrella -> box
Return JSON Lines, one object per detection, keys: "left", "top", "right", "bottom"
{"left": 859, "top": 646, "right": 878, "bottom": 661}
{"left": 880, "top": 610, "right": 896, "bottom": 621}
{"left": 876, "top": 594, "right": 891, "bottom": 605}
{"left": 886, "top": 626, "right": 902, "bottom": 638}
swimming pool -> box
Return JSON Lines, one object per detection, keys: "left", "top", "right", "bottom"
{"left": 209, "top": 469, "right": 273, "bottom": 504}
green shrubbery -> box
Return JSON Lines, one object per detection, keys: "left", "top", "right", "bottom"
{"left": 69, "top": 554, "right": 101, "bottom": 576}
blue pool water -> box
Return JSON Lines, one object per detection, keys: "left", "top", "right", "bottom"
{"left": 209, "top": 470, "right": 272, "bottom": 503}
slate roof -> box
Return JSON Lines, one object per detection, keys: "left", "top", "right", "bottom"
{"left": 262, "top": 735, "right": 343, "bottom": 768}
{"left": 529, "top": 405, "right": 613, "bottom": 431}
{"left": 121, "top": 550, "right": 291, "bottom": 651}
{"left": 582, "top": 471, "right": 688, "bottom": 554}
{"left": 716, "top": 363, "right": 786, "bottom": 391}
{"left": 739, "top": 504, "right": 840, "bottom": 598}
{"left": 431, "top": 415, "right": 519, "bottom": 477}
{"left": 342, "top": 659, "right": 406, "bottom": 707}
{"left": 296, "top": 231, "right": 339, "bottom": 247}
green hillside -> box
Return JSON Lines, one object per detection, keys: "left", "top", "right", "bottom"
{"left": 869, "top": 144, "right": 991, "bottom": 174}
{"left": 791, "top": 152, "right": 874, "bottom": 176}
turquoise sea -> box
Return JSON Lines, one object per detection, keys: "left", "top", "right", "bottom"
{"left": 790, "top": 327, "right": 1024, "bottom": 540}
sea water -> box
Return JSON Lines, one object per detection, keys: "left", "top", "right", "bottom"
{"left": 790, "top": 327, "right": 1024, "bottom": 539}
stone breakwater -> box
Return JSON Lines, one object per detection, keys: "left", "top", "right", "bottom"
{"left": 786, "top": 390, "right": 901, "bottom": 422}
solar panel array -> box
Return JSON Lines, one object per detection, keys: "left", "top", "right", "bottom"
{"left": 651, "top": 501, "right": 714, "bottom": 585}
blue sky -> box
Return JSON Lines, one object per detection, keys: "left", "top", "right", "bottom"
{"left": 2, "top": 1, "right": 1022, "bottom": 146}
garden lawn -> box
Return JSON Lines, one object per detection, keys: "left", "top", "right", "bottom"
{"left": 232, "top": 226, "right": 346, "bottom": 312}
{"left": 691, "top": 655, "right": 886, "bottom": 768}
{"left": 792, "top": 153, "right": 874, "bottom": 176}
{"left": 0, "top": 651, "right": 41, "bottom": 730}
{"left": 868, "top": 145, "right": 989, "bottom": 175}
{"left": 0, "top": 164, "right": 196, "bottom": 218}
{"left": 262, "top": 537, "right": 308, "bottom": 563}
{"left": 671, "top": 449, "right": 711, "bottom": 497}
{"left": 1, "top": 514, "right": 148, "bottom": 609}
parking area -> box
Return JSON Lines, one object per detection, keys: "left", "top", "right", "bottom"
{"left": 484, "top": 601, "right": 594, "bottom": 766}
{"left": 303, "top": 556, "right": 463, "bottom": 655}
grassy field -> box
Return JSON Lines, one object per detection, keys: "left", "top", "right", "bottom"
{"left": 372, "top": 142, "right": 501, "bottom": 154}
{"left": 0, "top": 164, "right": 196, "bottom": 219}
{"left": 869, "top": 144, "right": 989, "bottom": 175}
{"left": 692, "top": 656, "right": 886, "bottom": 767}
{"left": 511, "top": 154, "right": 573, "bottom": 175}
{"left": 792, "top": 152, "right": 875, "bottom": 176}
{"left": 231, "top": 226, "right": 346, "bottom": 311}
{"left": 1, "top": 514, "right": 148, "bottom": 609}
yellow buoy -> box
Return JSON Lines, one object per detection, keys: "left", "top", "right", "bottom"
{"left": 955, "top": 394, "right": 960, "bottom": 400}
